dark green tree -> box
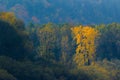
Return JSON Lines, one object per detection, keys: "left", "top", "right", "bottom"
{"left": 96, "top": 23, "right": 120, "bottom": 60}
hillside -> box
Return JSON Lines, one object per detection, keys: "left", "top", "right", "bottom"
{"left": 0, "top": 0, "right": 120, "bottom": 24}
{"left": 0, "top": 11, "right": 120, "bottom": 80}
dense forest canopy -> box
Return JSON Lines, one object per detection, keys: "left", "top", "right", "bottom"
{"left": 0, "top": 12, "right": 120, "bottom": 80}
{"left": 0, "top": 0, "right": 120, "bottom": 24}
{"left": 0, "top": 0, "right": 120, "bottom": 79}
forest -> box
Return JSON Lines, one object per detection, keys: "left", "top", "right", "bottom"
{"left": 0, "top": 12, "right": 120, "bottom": 80}
{"left": 0, "top": 0, "right": 120, "bottom": 24}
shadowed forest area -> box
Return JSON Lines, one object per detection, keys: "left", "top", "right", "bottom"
{"left": 0, "top": 12, "right": 120, "bottom": 80}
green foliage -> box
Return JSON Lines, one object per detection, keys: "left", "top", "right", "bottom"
{"left": 0, "top": 56, "right": 92, "bottom": 80}
{"left": 60, "top": 24, "right": 75, "bottom": 65}
{"left": 96, "top": 23, "right": 120, "bottom": 60}
{"left": 97, "top": 59, "right": 120, "bottom": 80}
{"left": 0, "top": 69, "right": 16, "bottom": 80}
{"left": 35, "top": 23, "right": 60, "bottom": 61}
{"left": 79, "top": 65, "right": 110, "bottom": 80}
{"left": 0, "top": 12, "right": 120, "bottom": 80}
{"left": 0, "top": 13, "right": 33, "bottom": 60}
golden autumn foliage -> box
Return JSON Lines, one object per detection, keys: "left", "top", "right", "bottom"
{"left": 0, "top": 12, "right": 16, "bottom": 25}
{"left": 71, "top": 25, "right": 99, "bottom": 67}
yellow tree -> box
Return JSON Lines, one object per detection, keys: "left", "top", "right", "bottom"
{"left": 0, "top": 12, "right": 16, "bottom": 25}
{"left": 0, "top": 12, "right": 25, "bottom": 31}
{"left": 71, "top": 25, "right": 99, "bottom": 67}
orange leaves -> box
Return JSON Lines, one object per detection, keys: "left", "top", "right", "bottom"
{"left": 71, "top": 25, "right": 99, "bottom": 67}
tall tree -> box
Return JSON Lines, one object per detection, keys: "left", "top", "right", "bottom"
{"left": 71, "top": 26, "right": 99, "bottom": 67}
{"left": 36, "top": 23, "right": 61, "bottom": 61}
{"left": 0, "top": 12, "right": 33, "bottom": 60}
{"left": 96, "top": 23, "right": 120, "bottom": 60}
{"left": 60, "top": 24, "right": 75, "bottom": 65}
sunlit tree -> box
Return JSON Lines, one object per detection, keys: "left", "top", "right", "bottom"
{"left": 71, "top": 25, "right": 99, "bottom": 67}
{"left": 0, "top": 12, "right": 16, "bottom": 25}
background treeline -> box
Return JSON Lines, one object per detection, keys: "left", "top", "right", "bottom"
{"left": 0, "top": 0, "right": 120, "bottom": 24}
{"left": 0, "top": 12, "right": 120, "bottom": 80}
